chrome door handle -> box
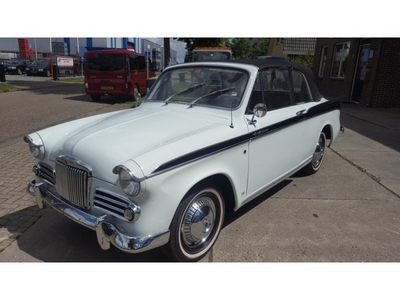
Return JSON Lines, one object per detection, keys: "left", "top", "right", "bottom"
{"left": 296, "top": 109, "right": 306, "bottom": 116}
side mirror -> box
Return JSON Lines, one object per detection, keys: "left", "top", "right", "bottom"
{"left": 253, "top": 103, "right": 267, "bottom": 117}
{"left": 248, "top": 103, "right": 267, "bottom": 126}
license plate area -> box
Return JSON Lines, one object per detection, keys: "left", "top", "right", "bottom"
{"left": 101, "top": 86, "right": 114, "bottom": 91}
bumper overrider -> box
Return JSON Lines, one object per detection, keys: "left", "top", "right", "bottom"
{"left": 27, "top": 180, "right": 170, "bottom": 254}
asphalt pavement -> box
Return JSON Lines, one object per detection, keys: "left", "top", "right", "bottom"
{"left": 0, "top": 77, "right": 399, "bottom": 263}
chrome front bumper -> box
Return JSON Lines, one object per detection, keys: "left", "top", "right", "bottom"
{"left": 27, "top": 180, "right": 170, "bottom": 254}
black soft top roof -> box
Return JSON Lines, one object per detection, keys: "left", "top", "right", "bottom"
{"left": 232, "top": 59, "right": 322, "bottom": 101}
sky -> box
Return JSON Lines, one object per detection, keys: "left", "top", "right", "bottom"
{"left": 2, "top": 1, "right": 397, "bottom": 40}
{"left": 1, "top": 1, "right": 397, "bottom": 67}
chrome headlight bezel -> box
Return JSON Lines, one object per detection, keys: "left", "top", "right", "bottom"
{"left": 113, "top": 165, "right": 144, "bottom": 197}
{"left": 24, "top": 134, "right": 45, "bottom": 159}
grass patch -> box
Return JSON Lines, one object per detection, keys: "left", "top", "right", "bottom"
{"left": 59, "top": 76, "right": 84, "bottom": 83}
{"left": 127, "top": 98, "right": 145, "bottom": 108}
{"left": 0, "top": 83, "right": 20, "bottom": 92}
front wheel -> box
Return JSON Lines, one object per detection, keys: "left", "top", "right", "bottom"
{"left": 302, "top": 132, "right": 326, "bottom": 175}
{"left": 163, "top": 185, "right": 225, "bottom": 262}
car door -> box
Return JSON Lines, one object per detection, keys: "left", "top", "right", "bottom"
{"left": 246, "top": 68, "right": 307, "bottom": 196}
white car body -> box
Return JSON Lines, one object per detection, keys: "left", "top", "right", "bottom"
{"left": 25, "top": 59, "right": 342, "bottom": 261}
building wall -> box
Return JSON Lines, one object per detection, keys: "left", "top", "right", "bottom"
{"left": 1, "top": 38, "right": 143, "bottom": 58}
{"left": 267, "top": 38, "right": 286, "bottom": 58}
{"left": 313, "top": 38, "right": 400, "bottom": 108}
{"left": 369, "top": 39, "right": 400, "bottom": 107}
{"left": 312, "top": 38, "right": 359, "bottom": 102}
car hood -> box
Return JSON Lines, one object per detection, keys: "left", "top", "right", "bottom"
{"left": 47, "top": 105, "right": 228, "bottom": 183}
{"left": 28, "top": 63, "right": 49, "bottom": 68}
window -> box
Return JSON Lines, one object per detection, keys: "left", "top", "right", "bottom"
{"left": 147, "top": 66, "right": 248, "bottom": 109}
{"left": 261, "top": 69, "right": 291, "bottom": 110}
{"left": 86, "top": 54, "right": 124, "bottom": 71}
{"left": 331, "top": 42, "right": 350, "bottom": 78}
{"left": 246, "top": 68, "right": 313, "bottom": 113}
{"left": 129, "top": 54, "right": 146, "bottom": 72}
{"left": 318, "top": 46, "right": 328, "bottom": 77}
{"left": 292, "top": 70, "right": 312, "bottom": 104}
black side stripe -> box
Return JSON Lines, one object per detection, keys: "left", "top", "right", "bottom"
{"left": 151, "top": 99, "right": 341, "bottom": 175}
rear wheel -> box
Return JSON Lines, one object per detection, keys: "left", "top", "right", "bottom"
{"left": 163, "top": 185, "right": 225, "bottom": 262}
{"left": 302, "top": 132, "right": 326, "bottom": 175}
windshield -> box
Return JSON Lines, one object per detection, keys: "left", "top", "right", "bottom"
{"left": 193, "top": 51, "right": 232, "bottom": 61}
{"left": 6, "top": 59, "right": 22, "bottom": 65}
{"left": 146, "top": 66, "right": 248, "bottom": 109}
{"left": 86, "top": 53, "right": 124, "bottom": 71}
{"left": 32, "top": 59, "right": 49, "bottom": 65}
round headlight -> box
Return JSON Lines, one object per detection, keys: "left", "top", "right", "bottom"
{"left": 24, "top": 134, "right": 45, "bottom": 159}
{"left": 29, "top": 143, "right": 41, "bottom": 158}
{"left": 119, "top": 168, "right": 140, "bottom": 196}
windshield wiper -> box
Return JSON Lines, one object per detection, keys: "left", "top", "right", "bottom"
{"left": 164, "top": 83, "right": 205, "bottom": 105}
{"left": 188, "top": 87, "right": 235, "bottom": 108}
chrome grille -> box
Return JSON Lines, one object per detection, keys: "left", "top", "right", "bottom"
{"left": 55, "top": 156, "right": 92, "bottom": 209}
{"left": 38, "top": 163, "right": 55, "bottom": 185}
{"left": 94, "top": 188, "right": 131, "bottom": 218}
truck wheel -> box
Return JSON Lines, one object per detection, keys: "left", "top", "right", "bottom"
{"left": 163, "top": 185, "right": 225, "bottom": 262}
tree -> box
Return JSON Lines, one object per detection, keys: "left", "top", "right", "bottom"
{"left": 252, "top": 38, "right": 270, "bottom": 57}
{"left": 229, "top": 38, "right": 254, "bottom": 59}
{"left": 229, "top": 38, "right": 270, "bottom": 59}
{"left": 287, "top": 51, "right": 314, "bottom": 68}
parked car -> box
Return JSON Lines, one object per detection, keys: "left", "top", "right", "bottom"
{"left": 3, "top": 58, "right": 32, "bottom": 75}
{"left": 24, "top": 59, "right": 343, "bottom": 262}
{"left": 25, "top": 58, "right": 51, "bottom": 77}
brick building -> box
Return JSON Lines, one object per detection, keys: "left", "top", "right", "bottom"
{"left": 312, "top": 38, "right": 400, "bottom": 108}
{"left": 267, "top": 38, "right": 316, "bottom": 57}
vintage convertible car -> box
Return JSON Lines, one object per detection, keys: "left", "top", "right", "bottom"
{"left": 25, "top": 59, "right": 343, "bottom": 262}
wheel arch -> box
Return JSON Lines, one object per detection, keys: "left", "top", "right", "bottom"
{"left": 182, "top": 173, "right": 236, "bottom": 213}
{"left": 322, "top": 124, "right": 333, "bottom": 147}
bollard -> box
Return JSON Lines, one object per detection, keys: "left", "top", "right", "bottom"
{"left": 0, "top": 62, "right": 6, "bottom": 82}
{"left": 53, "top": 64, "right": 58, "bottom": 81}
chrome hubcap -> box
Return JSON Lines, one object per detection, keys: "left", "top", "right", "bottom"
{"left": 312, "top": 135, "right": 325, "bottom": 169}
{"left": 181, "top": 196, "right": 216, "bottom": 248}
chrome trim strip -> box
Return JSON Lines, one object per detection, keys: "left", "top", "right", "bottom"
{"left": 27, "top": 180, "right": 169, "bottom": 254}
{"left": 93, "top": 188, "right": 141, "bottom": 223}
{"left": 56, "top": 155, "right": 93, "bottom": 174}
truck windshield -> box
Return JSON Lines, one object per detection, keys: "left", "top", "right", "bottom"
{"left": 146, "top": 66, "right": 248, "bottom": 109}
{"left": 86, "top": 53, "right": 124, "bottom": 71}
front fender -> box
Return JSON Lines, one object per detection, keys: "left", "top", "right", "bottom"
{"left": 135, "top": 142, "right": 249, "bottom": 235}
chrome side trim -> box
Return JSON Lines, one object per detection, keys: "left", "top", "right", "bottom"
{"left": 27, "top": 180, "right": 170, "bottom": 254}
